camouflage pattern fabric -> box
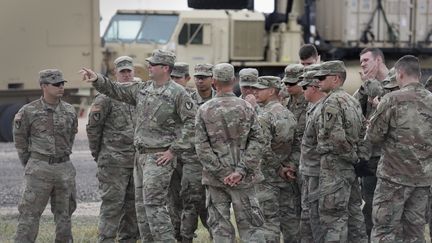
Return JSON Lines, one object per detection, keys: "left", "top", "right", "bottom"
{"left": 299, "top": 99, "right": 324, "bottom": 242}
{"left": 179, "top": 89, "right": 216, "bottom": 241}
{"left": 86, "top": 93, "right": 136, "bottom": 168}
{"left": 13, "top": 97, "right": 78, "bottom": 243}
{"left": 254, "top": 100, "right": 298, "bottom": 243}
{"left": 86, "top": 92, "right": 139, "bottom": 242}
{"left": 371, "top": 178, "right": 429, "bottom": 242}
{"left": 96, "top": 167, "right": 138, "bottom": 243}
{"left": 285, "top": 94, "right": 308, "bottom": 168}
{"left": 91, "top": 74, "right": 196, "bottom": 242}
{"left": 316, "top": 87, "right": 367, "bottom": 242}
{"left": 366, "top": 83, "right": 432, "bottom": 242}
{"left": 195, "top": 92, "right": 265, "bottom": 242}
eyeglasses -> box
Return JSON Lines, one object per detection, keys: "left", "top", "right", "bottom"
{"left": 302, "top": 85, "right": 319, "bottom": 90}
{"left": 285, "top": 82, "right": 298, "bottom": 86}
{"left": 50, "top": 82, "right": 65, "bottom": 87}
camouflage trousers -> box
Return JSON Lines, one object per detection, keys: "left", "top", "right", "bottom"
{"left": 371, "top": 178, "right": 429, "bottom": 243}
{"left": 319, "top": 157, "right": 367, "bottom": 242}
{"left": 299, "top": 175, "right": 321, "bottom": 243}
{"left": 97, "top": 166, "right": 139, "bottom": 243}
{"left": 15, "top": 158, "right": 76, "bottom": 243}
{"left": 168, "top": 158, "right": 183, "bottom": 241}
{"left": 206, "top": 185, "right": 265, "bottom": 243}
{"left": 180, "top": 153, "right": 210, "bottom": 241}
{"left": 134, "top": 152, "right": 176, "bottom": 242}
{"left": 255, "top": 181, "right": 301, "bottom": 243}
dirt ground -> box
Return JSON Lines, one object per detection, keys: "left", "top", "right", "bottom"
{"left": 0, "top": 118, "right": 100, "bottom": 215}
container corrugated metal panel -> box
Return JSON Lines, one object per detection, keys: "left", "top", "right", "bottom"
{"left": 415, "top": 0, "right": 432, "bottom": 46}
{"left": 315, "top": 0, "right": 413, "bottom": 47}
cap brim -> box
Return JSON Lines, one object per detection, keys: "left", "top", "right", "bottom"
{"left": 282, "top": 77, "right": 299, "bottom": 84}
{"left": 297, "top": 80, "right": 310, "bottom": 87}
{"left": 249, "top": 83, "right": 269, "bottom": 89}
{"left": 117, "top": 66, "right": 133, "bottom": 71}
{"left": 171, "top": 73, "right": 184, "bottom": 78}
{"left": 194, "top": 72, "right": 212, "bottom": 77}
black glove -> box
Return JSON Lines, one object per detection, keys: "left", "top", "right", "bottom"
{"left": 354, "top": 159, "right": 375, "bottom": 177}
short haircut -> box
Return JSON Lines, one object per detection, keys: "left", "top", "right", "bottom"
{"left": 299, "top": 44, "right": 318, "bottom": 60}
{"left": 360, "top": 47, "right": 385, "bottom": 62}
{"left": 394, "top": 55, "right": 421, "bottom": 78}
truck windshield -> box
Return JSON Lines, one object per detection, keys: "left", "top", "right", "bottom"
{"left": 104, "top": 13, "right": 178, "bottom": 44}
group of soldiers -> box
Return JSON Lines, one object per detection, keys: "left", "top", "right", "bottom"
{"left": 12, "top": 44, "right": 432, "bottom": 243}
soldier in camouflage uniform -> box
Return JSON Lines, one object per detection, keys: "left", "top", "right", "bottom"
{"left": 86, "top": 56, "right": 139, "bottom": 243}
{"left": 179, "top": 63, "right": 215, "bottom": 243}
{"left": 195, "top": 63, "right": 266, "bottom": 243}
{"left": 296, "top": 68, "right": 327, "bottom": 243}
{"left": 365, "top": 55, "right": 432, "bottom": 242}
{"left": 239, "top": 68, "right": 259, "bottom": 99}
{"left": 168, "top": 62, "right": 191, "bottom": 240}
{"left": 425, "top": 75, "right": 432, "bottom": 92}
{"left": 280, "top": 64, "right": 307, "bottom": 240}
{"left": 299, "top": 44, "right": 320, "bottom": 67}
{"left": 13, "top": 69, "right": 78, "bottom": 243}
{"left": 250, "top": 76, "right": 297, "bottom": 243}
{"left": 354, "top": 48, "right": 389, "bottom": 238}
{"left": 81, "top": 49, "right": 196, "bottom": 242}
{"left": 313, "top": 61, "right": 367, "bottom": 242}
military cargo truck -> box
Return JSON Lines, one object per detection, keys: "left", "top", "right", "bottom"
{"left": 102, "top": 0, "right": 432, "bottom": 90}
{"left": 0, "top": 0, "right": 101, "bottom": 142}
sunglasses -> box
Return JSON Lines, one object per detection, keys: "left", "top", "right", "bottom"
{"left": 317, "top": 75, "right": 337, "bottom": 81}
{"left": 148, "top": 62, "right": 164, "bottom": 67}
{"left": 285, "top": 82, "right": 298, "bottom": 86}
{"left": 302, "top": 85, "right": 319, "bottom": 91}
{"left": 50, "top": 82, "right": 65, "bottom": 87}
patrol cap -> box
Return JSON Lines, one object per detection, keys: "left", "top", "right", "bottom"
{"left": 298, "top": 71, "right": 319, "bottom": 87}
{"left": 314, "top": 60, "right": 346, "bottom": 77}
{"left": 239, "top": 68, "right": 258, "bottom": 87}
{"left": 145, "top": 49, "right": 176, "bottom": 67}
{"left": 363, "top": 79, "right": 384, "bottom": 97}
{"left": 282, "top": 64, "right": 304, "bottom": 84}
{"left": 383, "top": 68, "right": 398, "bottom": 89}
{"left": 39, "top": 69, "right": 67, "bottom": 84}
{"left": 299, "top": 64, "right": 321, "bottom": 79}
{"left": 212, "top": 63, "right": 234, "bottom": 82}
{"left": 250, "top": 76, "right": 282, "bottom": 90}
{"left": 171, "top": 62, "right": 189, "bottom": 78}
{"left": 194, "top": 63, "right": 213, "bottom": 77}
{"left": 114, "top": 56, "right": 134, "bottom": 71}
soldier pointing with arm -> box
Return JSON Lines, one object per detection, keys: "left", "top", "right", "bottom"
{"left": 81, "top": 49, "right": 196, "bottom": 243}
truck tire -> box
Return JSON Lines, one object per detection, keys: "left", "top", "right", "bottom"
{"left": 0, "top": 103, "right": 23, "bottom": 142}
{"left": 187, "top": 0, "right": 251, "bottom": 10}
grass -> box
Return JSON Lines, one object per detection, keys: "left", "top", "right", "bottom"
{"left": 0, "top": 214, "right": 213, "bottom": 243}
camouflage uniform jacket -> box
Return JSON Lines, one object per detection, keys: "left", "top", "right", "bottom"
{"left": 286, "top": 94, "right": 308, "bottom": 167}
{"left": 92, "top": 74, "right": 196, "bottom": 154}
{"left": 191, "top": 89, "right": 216, "bottom": 106}
{"left": 366, "top": 83, "right": 432, "bottom": 186}
{"left": 86, "top": 92, "right": 136, "bottom": 168}
{"left": 195, "top": 92, "right": 264, "bottom": 188}
{"left": 299, "top": 98, "right": 325, "bottom": 177}
{"left": 317, "top": 87, "right": 366, "bottom": 170}
{"left": 354, "top": 79, "right": 387, "bottom": 158}
{"left": 258, "top": 100, "right": 296, "bottom": 185}
{"left": 13, "top": 97, "right": 78, "bottom": 166}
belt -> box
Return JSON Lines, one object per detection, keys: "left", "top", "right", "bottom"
{"left": 138, "top": 147, "right": 169, "bottom": 154}
{"left": 31, "top": 152, "right": 70, "bottom": 164}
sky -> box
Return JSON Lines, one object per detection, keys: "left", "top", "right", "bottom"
{"left": 100, "top": 0, "right": 274, "bottom": 35}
